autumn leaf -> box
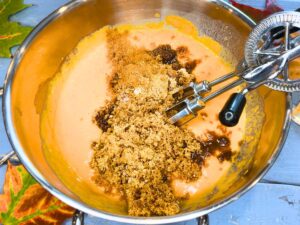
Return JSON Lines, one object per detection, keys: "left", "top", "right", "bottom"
{"left": 0, "top": 162, "right": 75, "bottom": 225}
{"left": 230, "top": 0, "right": 283, "bottom": 22}
{"left": 0, "top": 0, "right": 32, "bottom": 58}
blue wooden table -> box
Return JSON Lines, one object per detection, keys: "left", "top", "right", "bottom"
{"left": 1, "top": 1, "right": 300, "bottom": 225}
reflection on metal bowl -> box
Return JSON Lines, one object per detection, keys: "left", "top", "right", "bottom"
{"left": 2, "top": 0, "right": 291, "bottom": 224}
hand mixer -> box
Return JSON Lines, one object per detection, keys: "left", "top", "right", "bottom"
{"left": 166, "top": 11, "right": 300, "bottom": 127}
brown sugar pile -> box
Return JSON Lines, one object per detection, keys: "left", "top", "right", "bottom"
{"left": 90, "top": 28, "right": 232, "bottom": 216}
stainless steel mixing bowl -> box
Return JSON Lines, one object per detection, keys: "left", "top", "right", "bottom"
{"left": 2, "top": 0, "right": 291, "bottom": 224}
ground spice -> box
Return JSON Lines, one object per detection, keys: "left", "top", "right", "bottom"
{"left": 150, "top": 44, "right": 201, "bottom": 74}
{"left": 90, "top": 28, "right": 232, "bottom": 216}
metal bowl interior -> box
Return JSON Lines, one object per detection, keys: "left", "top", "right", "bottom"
{"left": 3, "top": 0, "right": 291, "bottom": 224}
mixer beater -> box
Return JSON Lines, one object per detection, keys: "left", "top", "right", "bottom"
{"left": 166, "top": 11, "right": 300, "bottom": 127}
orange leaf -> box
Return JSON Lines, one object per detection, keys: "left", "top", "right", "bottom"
{"left": 0, "top": 162, "right": 75, "bottom": 225}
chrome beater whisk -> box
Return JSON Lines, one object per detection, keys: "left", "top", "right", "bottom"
{"left": 166, "top": 11, "right": 300, "bottom": 127}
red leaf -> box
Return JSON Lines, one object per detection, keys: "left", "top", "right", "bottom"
{"left": 230, "top": 0, "right": 283, "bottom": 22}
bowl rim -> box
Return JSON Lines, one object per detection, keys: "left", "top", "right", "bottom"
{"left": 2, "top": 0, "right": 292, "bottom": 224}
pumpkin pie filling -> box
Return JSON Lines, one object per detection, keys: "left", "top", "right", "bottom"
{"left": 40, "top": 17, "right": 264, "bottom": 216}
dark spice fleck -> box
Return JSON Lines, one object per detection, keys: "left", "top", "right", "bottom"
{"left": 184, "top": 59, "right": 201, "bottom": 73}
{"left": 134, "top": 189, "right": 142, "bottom": 200}
{"left": 91, "top": 141, "right": 97, "bottom": 148}
{"left": 217, "top": 150, "right": 232, "bottom": 162}
{"left": 238, "top": 140, "right": 245, "bottom": 146}
{"left": 195, "top": 131, "right": 232, "bottom": 163}
{"left": 150, "top": 45, "right": 200, "bottom": 74}
{"left": 176, "top": 46, "right": 189, "bottom": 58}
{"left": 94, "top": 103, "right": 115, "bottom": 132}
{"left": 191, "top": 151, "right": 204, "bottom": 166}
{"left": 172, "top": 61, "right": 182, "bottom": 71}
{"left": 151, "top": 44, "right": 177, "bottom": 64}
{"left": 110, "top": 72, "right": 119, "bottom": 88}
{"left": 162, "top": 172, "right": 169, "bottom": 183}
{"left": 216, "top": 136, "right": 230, "bottom": 147}
{"left": 200, "top": 112, "right": 208, "bottom": 118}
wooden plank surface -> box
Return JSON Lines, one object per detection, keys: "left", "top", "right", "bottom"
{"left": 1, "top": 1, "right": 300, "bottom": 225}
{"left": 62, "top": 183, "right": 300, "bottom": 225}
{"left": 210, "top": 183, "right": 300, "bottom": 225}
{"left": 237, "top": 0, "right": 300, "bottom": 10}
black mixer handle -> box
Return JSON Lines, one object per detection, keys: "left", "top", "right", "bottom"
{"left": 219, "top": 93, "right": 246, "bottom": 127}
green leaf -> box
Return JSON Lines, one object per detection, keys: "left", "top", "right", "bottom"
{"left": 0, "top": 0, "right": 32, "bottom": 58}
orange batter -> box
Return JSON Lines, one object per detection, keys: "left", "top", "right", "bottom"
{"left": 41, "top": 17, "right": 247, "bottom": 203}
